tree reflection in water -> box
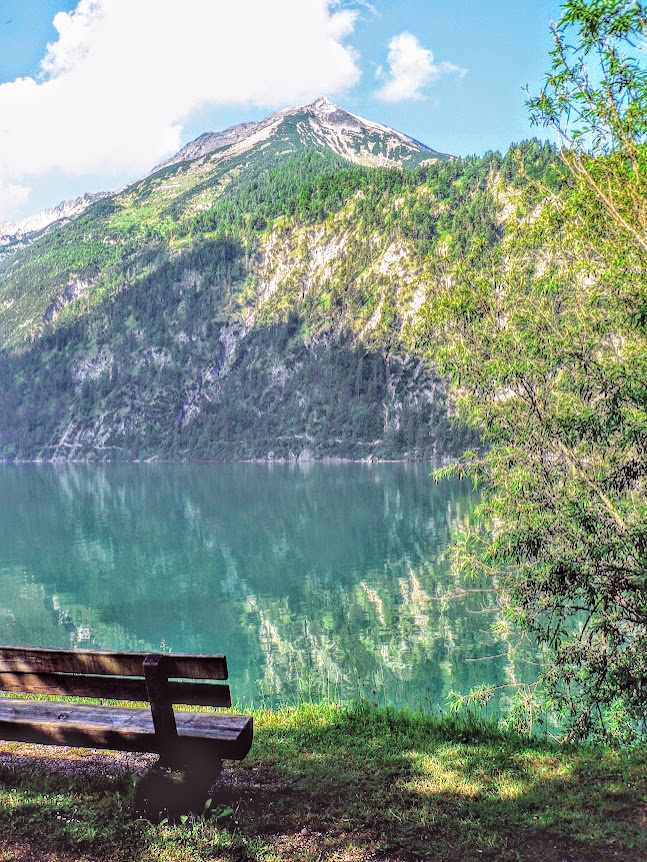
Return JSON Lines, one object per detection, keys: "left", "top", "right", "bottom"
{"left": 0, "top": 463, "right": 536, "bottom": 710}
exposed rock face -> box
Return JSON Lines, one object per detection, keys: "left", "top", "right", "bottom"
{"left": 151, "top": 121, "right": 279, "bottom": 172}
{"left": 44, "top": 277, "right": 96, "bottom": 324}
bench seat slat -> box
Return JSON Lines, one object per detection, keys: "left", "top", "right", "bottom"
{"left": 0, "top": 700, "right": 252, "bottom": 760}
{"left": 0, "top": 647, "right": 227, "bottom": 680}
{"left": 0, "top": 673, "right": 232, "bottom": 707}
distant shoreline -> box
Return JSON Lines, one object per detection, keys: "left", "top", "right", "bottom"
{"left": 0, "top": 455, "right": 456, "bottom": 466}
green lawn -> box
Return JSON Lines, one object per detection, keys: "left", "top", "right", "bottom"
{"left": 0, "top": 702, "right": 645, "bottom": 861}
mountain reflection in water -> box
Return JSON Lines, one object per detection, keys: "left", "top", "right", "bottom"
{"left": 0, "top": 463, "right": 535, "bottom": 709}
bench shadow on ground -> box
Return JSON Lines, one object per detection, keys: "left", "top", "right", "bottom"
{"left": 0, "top": 711, "right": 644, "bottom": 862}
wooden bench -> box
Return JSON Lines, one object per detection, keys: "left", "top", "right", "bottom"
{"left": 0, "top": 646, "right": 253, "bottom": 781}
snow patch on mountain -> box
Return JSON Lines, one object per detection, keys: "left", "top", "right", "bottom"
{"left": 0, "top": 192, "right": 109, "bottom": 246}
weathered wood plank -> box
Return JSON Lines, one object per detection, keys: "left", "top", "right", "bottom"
{"left": 0, "top": 700, "right": 253, "bottom": 760}
{"left": 0, "top": 672, "right": 232, "bottom": 707}
{"left": 0, "top": 647, "right": 228, "bottom": 680}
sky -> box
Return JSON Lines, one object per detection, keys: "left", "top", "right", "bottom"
{"left": 0, "top": 0, "right": 564, "bottom": 222}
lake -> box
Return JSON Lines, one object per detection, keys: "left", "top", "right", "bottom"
{"left": 0, "top": 463, "right": 533, "bottom": 710}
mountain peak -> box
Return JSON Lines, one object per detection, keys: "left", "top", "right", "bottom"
{"left": 300, "top": 96, "right": 340, "bottom": 116}
{"left": 151, "top": 100, "right": 448, "bottom": 176}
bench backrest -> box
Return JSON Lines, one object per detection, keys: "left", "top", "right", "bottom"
{"left": 0, "top": 646, "right": 231, "bottom": 708}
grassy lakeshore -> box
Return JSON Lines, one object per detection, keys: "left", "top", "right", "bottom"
{"left": 0, "top": 702, "right": 645, "bottom": 862}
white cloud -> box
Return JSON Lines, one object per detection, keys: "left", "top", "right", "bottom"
{"left": 0, "top": 0, "right": 361, "bottom": 219}
{"left": 333, "top": 0, "right": 379, "bottom": 15}
{"left": 0, "top": 181, "right": 31, "bottom": 218}
{"left": 375, "top": 32, "right": 466, "bottom": 102}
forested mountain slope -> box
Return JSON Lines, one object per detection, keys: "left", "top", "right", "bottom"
{"left": 0, "top": 98, "right": 556, "bottom": 461}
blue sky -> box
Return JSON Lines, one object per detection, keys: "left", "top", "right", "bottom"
{"left": 0, "top": 0, "right": 563, "bottom": 220}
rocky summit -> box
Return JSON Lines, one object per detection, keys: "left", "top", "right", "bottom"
{"left": 152, "top": 97, "right": 446, "bottom": 173}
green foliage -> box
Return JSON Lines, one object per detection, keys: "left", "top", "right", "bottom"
{"left": 528, "top": 0, "right": 647, "bottom": 154}
{"left": 188, "top": 150, "right": 351, "bottom": 233}
{"left": 424, "top": 0, "right": 647, "bottom": 739}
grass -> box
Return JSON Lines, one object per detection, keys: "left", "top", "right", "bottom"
{"left": 0, "top": 701, "right": 645, "bottom": 861}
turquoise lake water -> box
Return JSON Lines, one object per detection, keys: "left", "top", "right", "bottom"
{"left": 0, "top": 463, "right": 534, "bottom": 709}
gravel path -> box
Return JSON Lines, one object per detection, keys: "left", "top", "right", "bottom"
{"left": 0, "top": 742, "right": 157, "bottom": 782}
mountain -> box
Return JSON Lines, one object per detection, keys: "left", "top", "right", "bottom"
{"left": 0, "top": 99, "right": 557, "bottom": 462}
{"left": 0, "top": 92, "right": 440, "bottom": 259}
{"left": 0, "top": 192, "right": 109, "bottom": 260}
{"left": 152, "top": 97, "right": 447, "bottom": 173}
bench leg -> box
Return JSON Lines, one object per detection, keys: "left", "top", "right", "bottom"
{"left": 180, "top": 755, "right": 224, "bottom": 792}
{"left": 134, "top": 757, "right": 223, "bottom": 819}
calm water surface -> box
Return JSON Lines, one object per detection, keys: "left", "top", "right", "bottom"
{"left": 0, "top": 463, "right": 533, "bottom": 709}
